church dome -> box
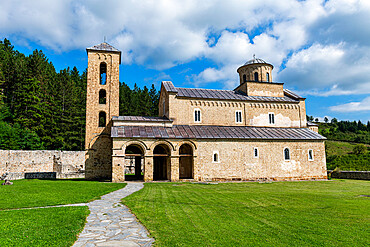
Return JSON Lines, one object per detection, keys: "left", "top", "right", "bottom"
{"left": 244, "top": 57, "right": 267, "bottom": 65}
{"left": 237, "top": 56, "right": 274, "bottom": 84}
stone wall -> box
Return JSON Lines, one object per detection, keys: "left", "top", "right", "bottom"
{"left": 0, "top": 150, "right": 85, "bottom": 180}
{"left": 167, "top": 95, "right": 304, "bottom": 128}
{"left": 328, "top": 170, "right": 370, "bottom": 180}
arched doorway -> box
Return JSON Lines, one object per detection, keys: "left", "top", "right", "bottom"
{"left": 125, "top": 145, "right": 144, "bottom": 181}
{"left": 179, "top": 144, "right": 194, "bottom": 179}
{"left": 153, "top": 144, "right": 170, "bottom": 180}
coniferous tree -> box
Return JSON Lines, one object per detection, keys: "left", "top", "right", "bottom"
{"left": 0, "top": 38, "right": 161, "bottom": 150}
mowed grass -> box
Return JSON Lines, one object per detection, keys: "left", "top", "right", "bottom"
{"left": 0, "top": 179, "right": 126, "bottom": 246}
{"left": 123, "top": 180, "right": 370, "bottom": 247}
{"left": 0, "top": 207, "right": 89, "bottom": 247}
{"left": 0, "top": 179, "right": 126, "bottom": 209}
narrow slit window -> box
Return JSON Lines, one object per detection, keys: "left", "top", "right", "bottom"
{"left": 308, "top": 149, "right": 313, "bottom": 161}
{"left": 98, "top": 111, "right": 106, "bottom": 127}
{"left": 213, "top": 151, "right": 219, "bottom": 163}
{"left": 162, "top": 100, "right": 165, "bottom": 116}
{"left": 194, "top": 109, "right": 201, "bottom": 123}
{"left": 243, "top": 74, "right": 247, "bottom": 83}
{"left": 254, "top": 147, "right": 259, "bottom": 158}
{"left": 269, "top": 113, "right": 275, "bottom": 124}
{"left": 266, "top": 72, "right": 270, "bottom": 82}
{"left": 284, "top": 148, "right": 290, "bottom": 160}
{"left": 99, "top": 89, "right": 106, "bottom": 104}
{"left": 100, "top": 62, "right": 107, "bottom": 85}
{"left": 235, "top": 110, "right": 242, "bottom": 123}
{"left": 254, "top": 72, "right": 259, "bottom": 81}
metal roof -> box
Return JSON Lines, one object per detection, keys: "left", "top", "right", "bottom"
{"left": 111, "top": 125, "right": 325, "bottom": 140}
{"left": 283, "top": 89, "right": 305, "bottom": 100}
{"left": 307, "top": 121, "right": 319, "bottom": 126}
{"left": 175, "top": 87, "right": 298, "bottom": 102}
{"left": 112, "top": 116, "right": 172, "bottom": 122}
{"left": 162, "top": 81, "right": 178, "bottom": 93}
{"left": 87, "top": 42, "right": 121, "bottom": 53}
{"left": 244, "top": 58, "right": 268, "bottom": 65}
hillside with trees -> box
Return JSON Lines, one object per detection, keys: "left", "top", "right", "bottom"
{"left": 0, "top": 39, "right": 159, "bottom": 151}
{"left": 307, "top": 116, "right": 370, "bottom": 171}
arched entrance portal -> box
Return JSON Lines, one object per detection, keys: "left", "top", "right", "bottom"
{"left": 179, "top": 144, "right": 194, "bottom": 179}
{"left": 125, "top": 145, "right": 144, "bottom": 181}
{"left": 153, "top": 144, "right": 170, "bottom": 180}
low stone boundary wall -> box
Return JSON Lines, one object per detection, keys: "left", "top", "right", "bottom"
{"left": 328, "top": 170, "right": 370, "bottom": 180}
{"left": 0, "top": 150, "right": 86, "bottom": 180}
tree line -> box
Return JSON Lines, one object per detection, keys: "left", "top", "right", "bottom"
{"left": 0, "top": 39, "right": 159, "bottom": 151}
{"left": 307, "top": 115, "right": 370, "bottom": 144}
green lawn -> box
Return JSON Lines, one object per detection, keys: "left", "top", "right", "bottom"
{"left": 0, "top": 179, "right": 126, "bottom": 209}
{"left": 0, "top": 179, "right": 126, "bottom": 246}
{"left": 123, "top": 180, "right": 370, "bottom": 247}
{"left": 0, "top": 207, "right": 89, "bottom": 247}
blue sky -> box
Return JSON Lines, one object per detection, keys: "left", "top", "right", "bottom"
{"left": 1, "top": 0, "right": 369, "bottom": 122}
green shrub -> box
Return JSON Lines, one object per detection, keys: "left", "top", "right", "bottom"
{"left": 353, "top": 144, "right": 367, "bottom": 155}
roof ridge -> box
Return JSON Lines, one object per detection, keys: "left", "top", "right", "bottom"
{"left": 176, "top": 87, "right": 234, "bottom": 92}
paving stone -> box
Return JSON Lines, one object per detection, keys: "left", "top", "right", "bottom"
{"left": 72, "top": 182, "right": 153, "bottom": 247}
{"left": 96, "top": 240, "right": 140, "bottom": 247}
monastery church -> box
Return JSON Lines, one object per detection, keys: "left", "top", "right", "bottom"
{"left": 85, "top": 42, "right": 327, "bottom": 182}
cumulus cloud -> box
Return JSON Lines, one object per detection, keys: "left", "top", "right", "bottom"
{"left": 330, "top": 97, "right": 370, "bottom": 113}
{"left": 0, "top": 0, "right": 370, "bottom": 96}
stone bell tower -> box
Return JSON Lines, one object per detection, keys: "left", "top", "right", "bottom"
{"left": 85, "top": 42, "right": 121, "bottom": 180}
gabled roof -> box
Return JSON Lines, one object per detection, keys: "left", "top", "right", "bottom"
{"left": 111, "top": 125, "right": 326, "bottom": 140}
{"left": 161, "top": 81, "right": 299, "bottom": 103}
{"left": 176, "top": 87, "right": 298, "bottom": 102}
{"left": 162, "top": 81, "right": 178, "bottom": 93}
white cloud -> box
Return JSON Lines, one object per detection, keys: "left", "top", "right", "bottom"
{"left": 330, "top": 97, "right": 370, "bottom": 113}
{"left": 0, "top": 0, "right": 369, "bottom": 97}
{"left": 278, "top": 43, "right": 370, "bottom": 95}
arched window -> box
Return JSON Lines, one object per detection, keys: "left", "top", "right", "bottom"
{"left": 243, "top": 74, "right": 247, "bottom": 83}
{"left": 100, "top": 62, "right": 107, "bottom": 85}
{"left": 254, "top": 72, "right": 259, "bottom": 81}
{"left": 284, "top": 148, "right": 290, "bottom": 160}
{"left": 98, "top": 111, "right": 106, "bottom": 127}
{"left": 99, "top": 89, "right": 106, "bottom": 104}
{"left": 266, "top": 72, "right": 270, "bottom": 82}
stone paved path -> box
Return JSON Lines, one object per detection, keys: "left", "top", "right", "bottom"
{"left": 73, "top": 182, "right": 154, "bottom": 247}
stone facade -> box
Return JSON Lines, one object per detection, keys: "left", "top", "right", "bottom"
{"left": 111, "top": 139, "right": 326, "bottom": 183}
{"left": 0, "top": 150, "right": 85, "bottom": 180}
{"left": 161, "top": 97, "right": 307, "bottom": 128}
